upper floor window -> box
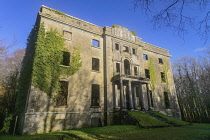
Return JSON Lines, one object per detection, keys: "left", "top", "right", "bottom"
{"left": 143, "top": 54, "right": 148, "bottom": 60}
{"left": 159, "top": 58, "right": 163, "bottom": 64}
{"left": 145, "top": 69, "right": 150, "bottom": 79}
{"left": 56, "top": 81, "right": 68, "bottom": 107}
{"left": 132, "top": 48, "right": 136, "bottom": 55}
{"left": 134, "top": 66, "right": 138, "bottom": 75}
{"left": 62, "top": 52, "right": 70, "bottom": 66}
{"left": 92, "top": 39, "right": 99, "bottom": 47}
{"left": 63, "top": 30, "right": 72, "bottom": 40}
{"left": 92, "top": 58, "right": 100, "bottom": 71}
{"left": 116, "top": 63, "right": 120, "bottom": 73}
{"left": 91, "top": 84, "right": 100, "bottom": 107}
{"left": 161, "top": 72, "right": 166, "bottom": 83}
{"left": 123, "top": 46, "right": 129, "bottom": 53}
{"left": 115, "top": 43, "right": 119, "bottom": 50}
{"left": 124, "top": 59, "right": 131, "bottom": 75}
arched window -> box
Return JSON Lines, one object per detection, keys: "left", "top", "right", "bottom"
{"left": 124, "top": 59, "right": 130, "bottom": 75}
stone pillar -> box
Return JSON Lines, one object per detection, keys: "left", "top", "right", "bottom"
{"left": 128, "top": 80, "right": 134, "bottom": 110}
{"left": 120, "top": 79, "right": 125, "bottom": 109}
{"left": 139, "top": 83, "right": 145, "bottom": 110}
{"left": 114, "top": 83, "right": 118, "bottom": 109}
{"left": 146, "top": 84, "right": 152, "bottom": 110}
{"left": 132, "top": 85, "right": 137, "bottom": 110}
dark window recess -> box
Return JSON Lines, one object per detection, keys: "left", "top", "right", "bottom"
{"left": 123, "top": 46, "right": 129, "bottom": 52}
{"left": 136, "top": 87, "right": 139, "bottom": 97}
{"left": 56, "top": 81, "right": 68, "bottom": 106}
{"left": 164, "top": 92, "right": 170, "bottom": 109}
{"left": 62, "top": 52, "right": 70, "bottom": 66}
{"left": 161, "top": 72, "right": 166, "bottom": 83}
{"left": 91, "top": 84, "right": 100, "bottom": 106}
{"left": 145, "top": 69, "right": 150, "bottom": 79}
{"left": 134, "top": 66, "right": 138, "bottom": 75}
{"left": 159, "top": 58, "right": 163, "bottom": 64}
{"left": 115, "top": 43, "right": 119, "bottom": 50}
{"left": 149, "top": 90, "right": 154, "bottom": 107}
{"left": 132, "top": 48, "right": 136, "bottom": 54}
{"left": 143, "top": 54, "right": 148, "bottom": 60}
{"left": 124, "top": 59, "right": 131, "bottom": 75}
{"left": 92, "top": 39, "right": 99, "bottom": 47}
{"left": 92, "top": 58, "right": 100, "bottom": 71}
{"left": 116, "top": 63, "right": 120, "bottom": 73}
{"left": 63, "top": 30, "right": 72, "bottom": 40}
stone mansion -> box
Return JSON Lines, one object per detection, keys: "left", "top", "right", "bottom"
{"left": 18, "top": 6, "right": 181, "bottom": 134}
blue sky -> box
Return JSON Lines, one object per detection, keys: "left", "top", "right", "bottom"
{"left": 0, "top": 0, "right": 209, "bottom": 62}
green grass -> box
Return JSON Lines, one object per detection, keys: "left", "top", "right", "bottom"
{"left": 1, "top": 124, "right": 210, "bottom": 140}
{"left": 150, "top": 111, "right": 191, "bottom": 126}
{"left": 128, "top": 111, "right": 169, "bottom": 127}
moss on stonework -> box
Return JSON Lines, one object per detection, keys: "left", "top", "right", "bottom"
{"left": 149, "top": 58, "right": 157, "bottom": 91}
{"left": 130, "top": 31, "right": 136, "bottom": 36}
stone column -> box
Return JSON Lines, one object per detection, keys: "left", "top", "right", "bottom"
{"left": 139, "top": 83, "right": 145, "bottom": 110}
{"left": 114, "top": 83, "right": 118, "bottom": 109}
{"left": 128, "top": 80, "right": 134, "bottom": 110}
{"left": 146, "top": 84, "right": 152, "bottom": 110}
{"left": 132, "top": 85, "right": 137, "bottom": 110}
{"left": 120, "top": 79, "right": 125, "bottom": 109}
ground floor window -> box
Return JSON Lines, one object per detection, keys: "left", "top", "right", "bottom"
{"left": 56, "top": 81, "right": 68, "bottom": 107}
{"left": 164, "top": 92, "right": 170, "bottom": 109}
{"left": 91, "top": 84, "right": 100, "bottom": 107}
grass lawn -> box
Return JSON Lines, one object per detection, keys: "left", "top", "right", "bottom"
{"left": 1, "top": 123, "right": 210, "bottom": 140}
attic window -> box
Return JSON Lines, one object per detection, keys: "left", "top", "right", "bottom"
{"left": 62, "top": 52, "right": 70, "bottom": 66}
{"left": 92, "top": 39, "right": 99, "bottom": 47}
{"left": 143, "top": 54, "right": 148, "bottom": 60}
{"left": 159, "top": 58, "right": 163, "bottom": 64}
{"left": 123, "top": 46, "right": 129, "bottom": 52}
{"left": 63, "top": 30, "right": 72, "bottom": 40}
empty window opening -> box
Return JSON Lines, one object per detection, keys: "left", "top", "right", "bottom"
{"left": 62, "top": 52, "right": 70, "bottom": 66}
{"left": 143, "top": 54, "right": 148, "bottom": 60}
{"left": 161, "top": 72, "right": 166, "bottom": 83}
{"left": 159, "top": 58, "right": 163, "bottom": 64}
{"left": 92, "top": 58, "right": 100, "bottom": 71}
{"left": 56, "top": 81, "right": 68, "bottom": 107}
{"left": 92, "top": 39, "right": 99, "bottom": 47}
{"left": 164, "top": 92, "right": 170, "bottom": 109}
{"left": 134, "top": 66, "right": 138, "bottom": 75}
{"left": 149, "top": 90, "right": 154, "bottom": 107}
{"left": 116, "top": 63, "right": 120, "bottom": 73}
{"left": 145, "top": 69, "right": 150, "bottom": 79}
{"left": 132, "top": 48, "right": 136, "bottom": 55}
{"left": 63, "top": 30, "right": 72, "bottom": 40}
{"left": 91, "top": 84, "right": 100, "bottom": 107}
{"left": 123, "top": 46, "right": 129, "bottom": 52}
{"left": 124, "top": 59, "right": 130, "bottom": 75}
{"left": 136, "top": 87, "right": 139, "bottom": 97}
{"left": 115, "top": 43, "right": 119, "bottom": 50}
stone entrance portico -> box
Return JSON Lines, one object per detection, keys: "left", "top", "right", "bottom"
{"left": 112, "top": 74, "right": 153, "bottom": 111}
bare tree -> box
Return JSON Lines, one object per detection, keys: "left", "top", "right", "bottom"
{"left": 133, "top": 0, "right": 210, "bottom": 41}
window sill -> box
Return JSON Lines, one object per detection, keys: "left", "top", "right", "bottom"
{"left": 60, "top": 65, "right": 70, "bottom": 68}
{"left": 90, "top": 106, "right": 100, "bottom": 108}
{"left": 92, "top": 46, "right": 101, "bottom": 49}
{"left": 91, "top": 70, "right": 100, "bottom": 73}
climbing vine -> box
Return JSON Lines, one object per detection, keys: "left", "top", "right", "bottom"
{"left": 163, "top": 62, "right": 170, "bottom": 93}
{"left": 149, "top": 58, "right": 157, "bottom": 91}
{"left": 32, "top": 23, "right": 82, "bottom": 97}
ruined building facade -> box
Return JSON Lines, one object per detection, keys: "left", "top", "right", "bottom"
{"left": 19, "top": 6, "right": 181, "bottom": 134}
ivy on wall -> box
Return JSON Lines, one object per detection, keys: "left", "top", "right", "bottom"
{"left": 149, "top": 58, "right": 157, "bottom": 91}
{"left": 163, "top": 62, "right": 170, "bottom": 93}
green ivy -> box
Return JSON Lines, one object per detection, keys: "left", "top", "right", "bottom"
{"left": 163, "top": 63, "right": 170, "bottom": 93}
{"left": 130, "top": 31, "right": 136, "bottom": 36}
{"left": 149, "top": 58, "right": 157, "bottom": 91}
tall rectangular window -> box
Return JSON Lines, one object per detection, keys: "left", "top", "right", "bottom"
{"left": 56, "top": 81, "right": 68, "bottom": 107}
{"left": 134, "top": 66, "right": 138, "bottom": 75}
{"left": 91, "top": 84, "right": 100, "bottom": 107}
{"left": 62, "top": 52, "right": 70, "bottom": 66}
{"left": 145, "top": 69, "right": 150, "bottom": 79}
{"left": 161, "top": 72, "right": 166, "bottom": 83}
{"left": 159, "top": 58, "right": 163, "bottom": 64}
{"left": 115, "top": 43, "right": 119, "bottom": 50}
{"left": 132, "top": 48, "right": 136, "bottom": 55}
{"left": 92, "top": 58, "right": 100, "bottom": 71}
{"left": 143, "top": 54, "right": 148, "bottom": 60}
{"left": 123, "top": 46, "right": 129, "bottom": 52}
{"left": 116, "top": 63, "right": 120, "bottom": 73}
{"left": 92, "top": 39, "right": 99, "bottom": 47}
{"left": 164, "top": 92, "right": 170, "bottom": 109}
